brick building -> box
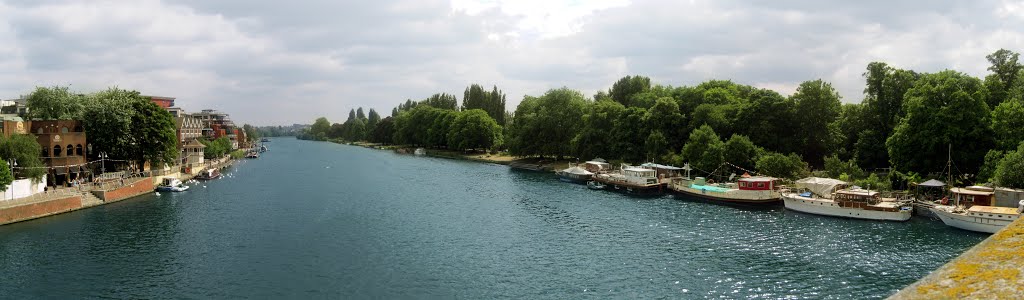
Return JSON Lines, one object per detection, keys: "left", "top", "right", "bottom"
{"left": 31, "top": 120, "right": 88, "bottom": 186}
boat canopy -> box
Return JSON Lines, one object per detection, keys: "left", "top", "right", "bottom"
{"left": 917, "top": 179, "right": 945, "bottom": 187}
{"left": 561, "top": 166, "right": 593, "bottom": 175}
{"left": 796, "top": 177, "right": 847, "bottom": 198}
{"left": 639, "top": 163, "right": 684, "bottom": 170}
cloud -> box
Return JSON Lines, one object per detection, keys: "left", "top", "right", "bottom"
{"left": 0, "top": 0, "right": 1023, "bottom": 125}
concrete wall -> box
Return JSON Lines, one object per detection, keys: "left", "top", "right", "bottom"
{"left": 93, "top": 179, "right": 154, "bottom": 202}
{"left": 0, "top": 175, "right": 46, "bottom": 201}
{"left": 0, "top": 195, "right": 82, "bottom": 225}
{"left": 994, "top": 188, "right": 1024, "bottom": 208}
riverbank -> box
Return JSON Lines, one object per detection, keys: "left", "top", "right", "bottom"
{"left": 347, "top": 141, "right": 577, "bottom": 171}
{"left": 0, "top": 156, "right": 238, "bottom": 226}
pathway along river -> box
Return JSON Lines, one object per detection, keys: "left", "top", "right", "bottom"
{"left": 0, "top": 138, "right": 987, "bottom": 298}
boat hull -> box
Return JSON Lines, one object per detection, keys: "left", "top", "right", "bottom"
{"left": 155, "top": 186, "right": 189, "bottom": 192}
{"left": 557, "top": 172, "right": 592, "bottom": 183}
{"left": 669, "top": 185, "right": 780, "bottom": 206}
{"left": 930, "top": 206, "right": 1015, "bottom": 233}
{"left": 782, "top": 194, "right": 911, "bottom": 221}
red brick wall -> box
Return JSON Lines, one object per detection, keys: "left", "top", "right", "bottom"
{"left": 95, "top": 178, "right": 155, "bottom": 202}
{"left": 0, "top": 196, "right": 83, "bottom": 225}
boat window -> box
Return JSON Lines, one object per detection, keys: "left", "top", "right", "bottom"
{"left": 757, "top": 182, "right": 765, "bottom": 188}
{"left": 740, "top": 182, "right": 746, "bottom": 187}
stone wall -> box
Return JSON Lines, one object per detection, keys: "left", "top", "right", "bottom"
{"left": 0, "top": 195, "right": 82, "bottom": 225}
{"left": 93, "top": 178, "right": 154, "bottom": 202}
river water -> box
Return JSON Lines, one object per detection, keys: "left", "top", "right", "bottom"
{"left": 0, "top": 138, "right": 987, "bottom": 299}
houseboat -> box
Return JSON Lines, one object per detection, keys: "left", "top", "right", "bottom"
{"left": 930, "top": 186, "right": 1023, "bottom": 233}
{"left": 669, "top": 175, "right": 782, "bottom": 205}
{"left": 556, "top": 165, "right": 593, "bottom": 183}
{"left": 781, "top": 177, "right": 912, "bottom": 221}
{"left": 591, "top": 165, "right": 665, "bottom": 195}
{"left": 195, "top": 168, "right": 221, "bottom": 180}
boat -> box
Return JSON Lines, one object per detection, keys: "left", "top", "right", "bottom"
{"left": 591, "top": 164, "right": 665, "bottom": 195}
{"left": 195, "top": 168, "right": 221, "bottom": 180}
{"left": 261, "top": 137, "right": 270, "bottom": 142}
{"left": 557, "top": 165, "right": 593, "bottom": 183}
{"left": 669, "top": 174, "right": 782, "bottom": 205}
{"left": 929, "top": 186, "right": 1023, "bottom": 233}
{"left": 246, "top": 151, "right": 260, "bottom": 159}
{"left": 155, "top": 178, "right": 190, "bottom": 192}
{"left": 414, "top": 148, "right": 426, "bottom": 156}
{"left": 586, "top": 181, "right": 606, "bottom": 190}
{"left": 781, "top": 177, "right": 912, "bottom": 221}
{"left": 260, "top": 145, "right": 268, "bottom": 153}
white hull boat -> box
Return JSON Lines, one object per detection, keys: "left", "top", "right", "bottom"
{"left": 930, "top": 204, "right": 1021, "bottom": 234}
{"left": 783, "top": 193, "right": 912, "bottom": 221}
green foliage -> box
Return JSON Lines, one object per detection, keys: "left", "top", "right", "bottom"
{"left": 243, "top": 124, "right": 260, "bottom": 140}
{"left": 978, "top": 150, "right": 1006, "bottom": 183}
{"left": 732, "top": 88, "right": 798, "bottom": 154}
{"left": 854, "top": 173, "right": 891, "bottom": 191}
{"left": 887, "top": 70, "right": 994, "bottom": 175}
{"left": 369, "top": 117, "right": 395, "bottom": 144}
{"left": 646, "top": 97, "right": 686, "bottom": 152}
{"left": 723, "top": 134, "right": 760, "bottom": 171}
{"left": 994, "top": 142, "right": 1024, "bottom": 188}
{"left": 756, "top": 152, "right": 808, "bottom": 180}
{"left": 609, "top": 107, "right": 649, "bottom": 162}
{"left": 984, "top": 49, "right": 1022, "bottom": 107}
{"left": 645, "top": 130, "right": 668, "bottom": 161}
{"left": 366, "top": 109, "right": 381, "bottom": 137}
{"left": 0, "top": 134, "right": 46, "bottom": 180}
{"left": 682, "top": 125, "right": 724, "bottom": 172}
{"left": 572, "top": 100, "right": 625, "bottom": 160}
{"left": 689, "top": 104, "right": 729, "bottom": 134}
{"left": 421, "top": 93, "right": 459, "bottom": 110}
{"left": 792, "top": 79, "right": 843, "bottom": 167}
{"left": 81, "top": 87, "right": 145, "bottom": 160}
{"left": 200, "top": 137, "right": 232, "bottom": 159}
{"left": 0, "top": 159, "right": 12, "bottom": 192}
{"left": 823, "top": 154, "right": 864, "bottom": 179}
{"left": 130, "top": 99, "right": 178, "bottom": 168}
{"left": 507, "top": 88, "right": 586, "bottom": 158}
{"left": 609, "top": 75, "right": 651, "bottom": 107}
{"left": 307, "top": 117, "right": 331, "bottom": 141}
{"left": 25, "top": 86, "right": 86, "bottom": 120}
{"left": 462, "top": 84, "right": 507, "bottom": 125}
{"left": 448, "top": 109, "right": 502, "bottom": 150}
{"left": 991, "top": 99, "right": 1024, "bottom": 150}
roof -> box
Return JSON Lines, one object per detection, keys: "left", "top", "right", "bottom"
{"left": 640, "top": 163, "right": 684, "bottom": 170}
{"left": 623, "top": 167, "right": 655, "bottom": 172}
{"left": 0, "top": 114, "right": 23, "bottom": 122}
{"left": 738, "top": 176, "right": 777, "bottom": 182}
{"left": 184, "top": 139, "right": 207, "bottom": 148}
{"left": 967, "top": 205, "right": 1019, "bottom": 215}
{"left": 951, "top": 187, "right": 994, "bottom": 196}
{"left": 835, "top": 188, "right": 879, "bottom": 197}
{"left": 917, "top": 179, "right": 945, "bottom": 187}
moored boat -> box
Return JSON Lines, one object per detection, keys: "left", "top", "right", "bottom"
{"left": 261, "top": 137, "right": 270, "bottom": 142}
{"left": 557, "top": 165, "right": 593, "bottom": 183}
{"left": 781, "top": 177, "right": 912, "bottom": 221}
{"left": 156, "top": 178, "right": 189, "bottom": 192}
{"left": 669, "top": 175, "right": 782, "bottom": 205}
{"left": 929, "top": 186, "right": 1023, "bottom": 233}
{"left": 591, "top": 165, "right": 665, "bottom": 195}
{"left": 586, "top": 180, "right": 606, "bottom": 190}
{"left": 195, "top": 168, "right": 221, "bottom": 180}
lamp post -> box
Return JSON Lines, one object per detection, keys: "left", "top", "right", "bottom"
{"left": 7, "top": 158, "right": 16, "bottom": 200}
{"left": 99, "top": 152, "right": 108, "bottom": 175}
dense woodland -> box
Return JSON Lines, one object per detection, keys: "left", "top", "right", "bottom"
{"left": 301, "top": 49, "right": 1024, "bottom": 190}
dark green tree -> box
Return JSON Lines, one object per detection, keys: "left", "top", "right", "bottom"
{"left": 129, "top": 99, "right": 179, "bottom": 168}
{"left": 609, "top": 75, "right": 651, "bottom": 107}
{"left": 756, "top": 152, "right": 808, "bottom": 180}
{"left": 572, "top": 100, "right": 625, "bottom": 160}
{"left": 984, "top": 49, "right": 1022, "bottom": 107}
{"left": 448, "top": 109, "right": 502, "bottom": 151}
{"left": 507, "top": 89, "right": 586, "bottom": 159}
{"left": 0, "top": 134, "right": 46, "bottom": 180}
{"left": 791, "top": 79, "right": 843, "bottom": 167}
{"left": 0, "top": 159, "right": 12, "bottom": 192}
{"left": 991, "top": 99, "right": 1024, "bottom": 150}
{"left": 723, "top": 134, "right": 759, "bottom": 171}
{"left": 308, "top": 117, "right": 331, "bottom": 141}
{"left": 994, "top": 142, "right": 1024, "bottom": 188}
{"left": 681, "top": 125, "right": 724, "bottom": 172}
{"left": 25, "top": 85, "right": 85, "bottom": 120}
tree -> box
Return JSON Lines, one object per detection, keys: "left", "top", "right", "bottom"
{"left": 723, "top": 134, "right": 759, "bottom": 171}
{"left": 200, "top": 137, "right": 231, "bottom": 159}
{"left": 733, "top": 88, "right": 798, "bottom": 154}
{"left": 572, "top": 100, "right": 625, "bottom": 160}
{"left": 791, "top": 79, "right": 843, "bottom": 167}
{"left": 462, "top": 84, "right": 507, "bottom": 125}
{"left": 681, "top": 125, "right": 725, "bottom": 172}
{"left": 609, "top": 75, "right": 651, "bottom": 107}
{"left": 984, "top": 49, "right": 1022, "bottom": 107}
{"left": 370, "top": 117, "right": 395, "bottom": 144}
{"left": 25, "top": 86, "right": 85, "bottom": 120}
{"left": 887, "top": 70, "right": 994, "bottom": 175}
{"left": 609, "top": 107, "right": 649, "bottom": 163}
{"left": 0, "top": 159, "right": 12, "bottom": 192}
{"left": 366, "top": 109, "right": 381, "bottom": 138}
{"left": 129, "top": 99, "right": 179, "bottom": 168}
{"left": 645, "top": 130, "right": 668, "bottom": 161}
{"left": 756, "top": 152, "right": 808, "bottom": 180}
{"left": 308, "top": 117, "right": 331, "bottom": 141}
{"left": 862, "top": 62, "right": 917, "bottom": 140}
{"left": 507, "top": 88, "right": 586, "bottom": 159}
{"left": 356, "top": 107, "right": 366, "bottom": 120}
{"left": 991, "top": 99, "right": 1024, "bottom": 150}
{"left": 448, "top": 109, "right": 502, "bottom": 151}
{"left": 0, "top": 134, "right": 47, "bottom": 181}
{"left": 422, "top": 93, "right": 458, "bottom": 110}
{"left": 81, "top": 87, "right": 141, "bottom": 161}
{"left": 994, "top": 142, "right": 1024, "bottom": 188}
{"left": 979, "top": 150, "right": 1006, "bottom": 183}
{"left": 646, "top": 97, "right": 686, "bottom": 151}
{"left": 823, "top": 154, "right": 865, "bottom": 179}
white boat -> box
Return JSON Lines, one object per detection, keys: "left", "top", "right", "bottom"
{"left": 930, "top": 204, "right": 1022, "bottom": 233}
{"left": 781, "top": 177, "right": 912, "bottom": 221}
{"left": 155, "top": 178, "right": 190, "bottom": 192}
{"left": 414, "top": 148, "right": 426, "bottom": 156}
{"left": 557, "top": 165, "right": 593, "bottom": 183}
{"left": 586, "top": 180, "right": 606, "bottom": 190}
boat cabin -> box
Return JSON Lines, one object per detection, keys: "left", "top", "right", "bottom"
{"left": 834, "top": 189, "right": 881, "bottom": 203}
{"left": 622, "top": 167, "right": 658, "bottom": 185}
{"left": 738, "top": 177, "right": 778, "bottom": 191}
{"left": 584, "top": 161, "right": 612, "bottom": 173}
{"left": 639, "top": 163, "right": 684, "bottom": 179}
{"left": 951, "top": 186, "right": 995, "bottom": 207}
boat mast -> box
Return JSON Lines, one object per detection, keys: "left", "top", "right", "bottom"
{"left": 947, "top": 144, "right": 956, "bottom": 207}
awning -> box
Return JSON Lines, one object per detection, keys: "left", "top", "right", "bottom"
{"left": 640, "top": 163, "right": 684, "bottom": 170}
{"left": 796, "top": 177, "right": 848, "bottom": 198}
{"left": 918, "top": 179, "right": 945, "bottom": 187}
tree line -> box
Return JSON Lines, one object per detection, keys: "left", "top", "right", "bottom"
{"left": 302, "top": 49, "right": 1024, "bottom": 189}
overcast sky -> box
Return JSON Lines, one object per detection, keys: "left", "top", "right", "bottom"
{"left": 1, "top": 0, "right": 1023, "bottom": 126}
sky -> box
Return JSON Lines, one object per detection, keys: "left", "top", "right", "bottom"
{"left": 1, "top": 0, "right": 1023, "bottom": 126}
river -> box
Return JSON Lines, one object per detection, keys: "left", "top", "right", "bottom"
{"left": 0, "top": 137, "right": 987, "bottom": 298}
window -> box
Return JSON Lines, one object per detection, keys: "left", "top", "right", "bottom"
{"left": 37, "top": 128, "right": 43, "bottom": 134}
{"left": 740, "top": 182, "right": 746, "bottom": 188}
{"left": 53, "top": 145, "right": 61, "bottom": 157}
{"left": 61, "top": 127, "right": 69, "bottom": 133}
{"left": 76, "top": 144, "right": 83, "bottom": 156}
{"left": 42, "top": 148, "right": 48, "bottom": 157}
{"left": 757, "top": 182, "right": 765, "bottom": 188}
{"left": 66, "top": 144, "right": 73, "bottom": 156}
